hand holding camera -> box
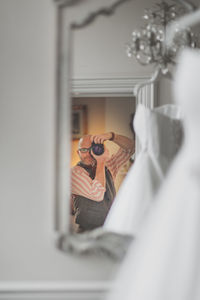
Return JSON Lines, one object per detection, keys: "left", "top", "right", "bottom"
{"left": 90, "top": 142, "right": 108, "bottom": 163}
{"left": 90, "top": 132, "right": 114, "bottom": 144}
{"left": 90, "top": 133, "right": 112, "bottom": 162}
{"left": 91, "top": 142, "right": 104, "bottom": 156}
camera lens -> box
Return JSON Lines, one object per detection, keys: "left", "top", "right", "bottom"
{"left": 91, "top": 142, "right": 104, "bottom": 155}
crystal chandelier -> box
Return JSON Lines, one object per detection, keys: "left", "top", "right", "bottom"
{"left": 126, "top": 0, "right": 198, "bottom": 74}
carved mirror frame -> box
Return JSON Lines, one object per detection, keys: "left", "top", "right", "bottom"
{"left": 54, "top": 0, "right": 156, "bottom": 258}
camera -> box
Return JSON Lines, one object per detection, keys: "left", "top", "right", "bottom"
{"left": 91, "top": 142, "right": 104, "bottom": 155}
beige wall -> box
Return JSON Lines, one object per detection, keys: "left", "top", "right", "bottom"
{"left": 71, "top": 98, "right": 106, "bottom": 166}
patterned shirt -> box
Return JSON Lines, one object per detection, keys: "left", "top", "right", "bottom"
{"left": 71, "top": 148, "right": 132, "bottom": 201}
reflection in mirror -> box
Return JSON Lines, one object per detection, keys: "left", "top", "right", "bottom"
{"left": 70, "top": 97, "right": 135, "bottom": 233}
{"left": 54, "top": 0, "right": 200, "bottom": 260}
{"left": 55, "top": 0, "right": 155, "bottom": 257}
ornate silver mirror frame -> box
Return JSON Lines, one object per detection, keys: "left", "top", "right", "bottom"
{"left": 54, "top": 0, "right": 156, "bottom": 259}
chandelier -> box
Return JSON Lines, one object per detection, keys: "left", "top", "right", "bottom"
{"left": 126, "top": 0, "right": 198, "bottom": 75}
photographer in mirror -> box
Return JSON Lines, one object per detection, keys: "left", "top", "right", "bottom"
{"left": 71, "top": 132, "right": 134, "bottom": 233}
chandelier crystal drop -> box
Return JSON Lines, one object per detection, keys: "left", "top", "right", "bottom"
{"left": 126, "top": 0, "right": 198, "bottom": 73}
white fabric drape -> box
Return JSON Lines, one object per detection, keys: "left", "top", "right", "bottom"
{"left": 107, "top": 49, "right": 200, "bottom": 300}
{"left": 104, "top": 104, "right": 183, "bottom": 236}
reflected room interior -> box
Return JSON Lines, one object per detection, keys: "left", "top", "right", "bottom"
{"left": 70, "top": 96, "right": 135, "bottom": 233}
{"left": 68, "top": 0, "right": 141, "bottom": 235}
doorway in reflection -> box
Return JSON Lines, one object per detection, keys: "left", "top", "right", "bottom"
{"left": 70, "top": 96, "right": 135, "bottom": 233}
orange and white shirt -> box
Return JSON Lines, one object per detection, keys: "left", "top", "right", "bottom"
{"left": 71, "top": 148, "right": 132, "bottom": 201}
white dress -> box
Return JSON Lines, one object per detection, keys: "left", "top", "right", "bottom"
{"left": 107, "top": 49, "right": 200, "bottom": 300}
{"left": 104, "top": 103, "right": 183, "bottom": 236}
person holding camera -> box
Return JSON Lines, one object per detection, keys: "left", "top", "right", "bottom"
{"left": 71, "top": 132, "right": 134, "bottom": 233}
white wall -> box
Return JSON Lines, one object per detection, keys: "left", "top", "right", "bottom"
{"left": 0, "top": 0, "right": 118, "bottom": 284}
{"left": 158, "top": 77, "right": 175, "bottom": 105}
{"left": 72, "top": 0, "right": 200, "bottom": 107}
{"left": 1, "top": 0, "right": 195, "bottom": 290}
{"left": 71, "top": 0, "right": 176, "bottom": 106}
{"left": 72, "top": 0, "right": 155, "bottom": 79}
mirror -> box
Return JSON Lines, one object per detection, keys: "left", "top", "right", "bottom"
{"left": 54, "top": 0, "right": 156, "bottom": 257}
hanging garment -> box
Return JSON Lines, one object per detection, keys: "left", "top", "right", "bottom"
{"left": 104, "top": 103, "right": 183, "bottom": 236}
{"left": 107, "top": 49, "right": 200, "bottom": 300}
